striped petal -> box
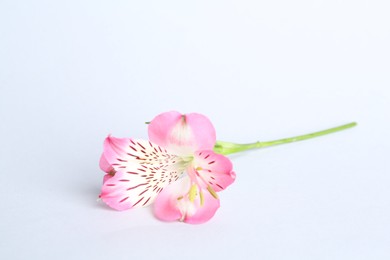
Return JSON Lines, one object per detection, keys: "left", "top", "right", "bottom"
{"left": 99, "top": 136, "right": 185, "bottom": 210}
{"left": 190, "top": 150, "right": 236, "bottom": 192}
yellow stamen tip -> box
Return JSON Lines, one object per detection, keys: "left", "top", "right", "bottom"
{"left": 207, "top": 185, "right": 219, "bottom": 199}
{"left": 199, "top": 190, "right": 204, "bottom": 206}
{"left": 189, "top": 184, "right": 197, "bottom": 202}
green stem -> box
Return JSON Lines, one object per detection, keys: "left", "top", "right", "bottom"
{"left": 214, "top": 122, "right": 357, "bottom": 155}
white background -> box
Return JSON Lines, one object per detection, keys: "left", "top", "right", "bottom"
{"left": 1, "top": 1, "right": 389, "bottom": 259}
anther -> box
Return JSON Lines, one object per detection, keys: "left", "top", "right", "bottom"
{"left": 207, "top": 185, "right": 219, "bottom": 199}
{"left": 189, "top": 184, "right": 197, "bottom": 202}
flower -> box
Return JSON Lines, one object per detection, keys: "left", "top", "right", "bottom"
{"left": 99, "top": 111, "right": 236, "bottom": 224}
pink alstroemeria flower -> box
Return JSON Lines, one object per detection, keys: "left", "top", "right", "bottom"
{"left": 99, "top": 111, "right": 236, "bottom": 224}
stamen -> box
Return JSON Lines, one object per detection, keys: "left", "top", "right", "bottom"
{"left": 207, "top": 185, "right": 219, "bottom": 199}
{"left": 199, "top": 190, "right": 204, "bottom": 206}
{"left": 189, "top": 184, "right": 197, "bottom": 202}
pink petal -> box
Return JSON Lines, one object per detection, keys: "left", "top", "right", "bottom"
{"left": 99, "top": 136, "right": 184, "bottom": 210}
{"left": 99, "top": 153, "right": 113, "bottom": 173}
{"left": 102, "top": 135, "right": 130, "bottom": 164}
{"left": 103, "top": 174, "right": 113, "bottom": 183}
{"left": 184, "top": 188, "right": 220, "bottom": 224}
{"left": 153, "top": 176, "right": 191, "bottom": 222}
{"left": 153, "top": 176, "right": 220, "bottom": 224}
{"left": 148, "top": 111, "right": 216, "bottom": 155}
{"left": 100, "top": 153, "right": 115, "bottom": 183}
{"left": 191, "top": 150, "right": 236, "bottom": 192}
